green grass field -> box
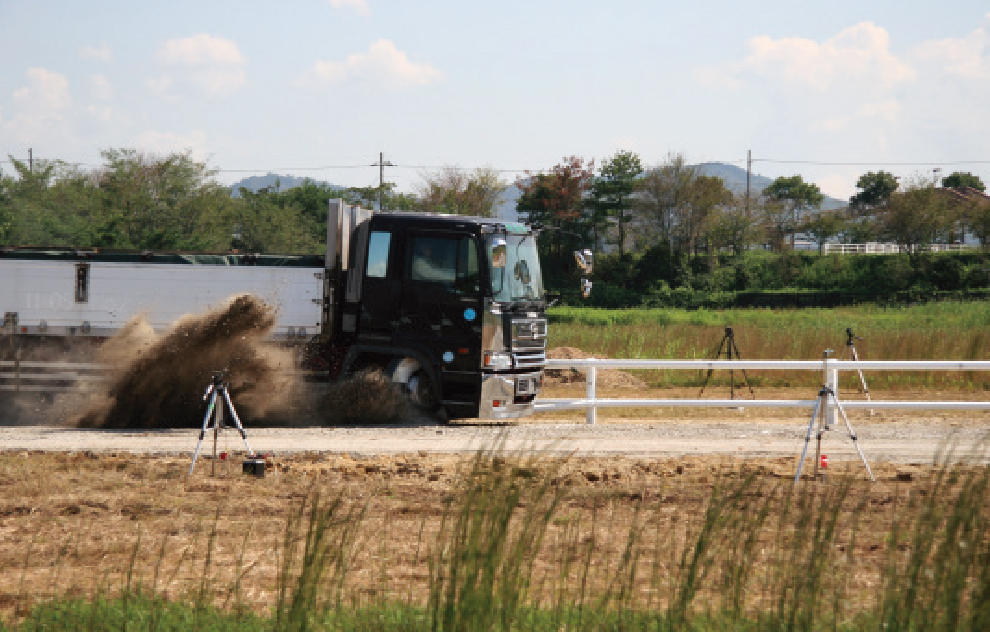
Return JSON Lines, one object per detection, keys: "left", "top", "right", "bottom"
{"left": 548, "top": 303, "right": 990, "bottom": 389}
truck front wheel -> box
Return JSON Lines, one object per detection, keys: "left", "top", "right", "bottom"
{"left": 387, "top": 358, "right": 439, "bottom": 412}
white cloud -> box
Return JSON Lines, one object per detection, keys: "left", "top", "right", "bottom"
{"left": 86, "top": 104, "right": 116, "bottom": 123}
{"left": 700, "top": 23, "right": 914, "bottom": 93}
{"left": 133, "top": 129, "right": 209, "bottom": 160}
{"left": 79, "top": 43, "right": 112, "bottom": 62}
{"left": 328, "top": 0, "right": 369, "bottom": 16}
{"left": 297, "top": 39, "right": 444, "bottom": 90}
{"left": 149, "top": 34, "right": 247, "bottom": 97}
{"left": 696, "top": 20, "right": 990, "bottom": 199}
{"left": 3, "top": 68, "right": 73, "bottom": 145}
{"left": 155, "top": 33, "right": 245, "bottom": 66}
{"left": 913, "top": 25, "right": 990, "bottom": 80}
{"left": 89, "top": 74, "right": 113, "bottom": 100}
{"left": 14, "top": 67, "right": 72, "bottom": 112}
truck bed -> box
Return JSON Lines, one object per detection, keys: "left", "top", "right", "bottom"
{"left": 1, "top": 254, "right": 324, "bottom": 339}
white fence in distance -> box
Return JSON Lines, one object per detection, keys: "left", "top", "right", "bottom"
{"left": 822, "top": 242, "right": 973, "bottom": 255}
{"left": 534, "top": 358, "right": 990, "bottom": 425}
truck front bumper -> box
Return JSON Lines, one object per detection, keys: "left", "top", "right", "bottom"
{"left": 478, "top": 370, "right": 543, "bottom": 420}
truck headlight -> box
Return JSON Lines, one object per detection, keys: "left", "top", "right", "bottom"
{"left": 483, "top": 351, "right": 513, "bottom": 371}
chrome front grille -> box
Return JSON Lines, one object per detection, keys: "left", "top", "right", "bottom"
{"left": 510, "top": 317, "right": 547, "bottom": 368}
{"left": 514, "top": 350, "right": 546, "bottom": 369}
{"left": 510, "top": 318, "right": 547, "bottom": 350}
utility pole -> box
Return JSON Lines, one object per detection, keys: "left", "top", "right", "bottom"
{"left": 28, "top": 148, "right": 33, "bottom": 173}
{"left": 745, "top": 149, "right": 751, "bottom": 212}
{"left": 371, "top": 152, "right": 394, "bottom": 210}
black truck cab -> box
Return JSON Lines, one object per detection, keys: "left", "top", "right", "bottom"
{"left": 325, "top": 204, "right": 547, "bottom": 420}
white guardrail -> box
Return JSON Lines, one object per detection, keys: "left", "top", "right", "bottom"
{"left": 0, "top": 360, "right": 110, "bottom": 392}
{"left": 5, "top": 358, "right": 990, "bottom": 427}
{"left": 534, "top": 358, "right": 990, "bottom": 425}
{"left": 0, "top": 360, "right": 326, "bottom": 393}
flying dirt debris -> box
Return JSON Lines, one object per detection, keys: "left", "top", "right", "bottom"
{"left": 74, "top": 294, "right": 415, "bottom": 429}
{"left": 76, "top": 295, "right": 301, "bottom": 429}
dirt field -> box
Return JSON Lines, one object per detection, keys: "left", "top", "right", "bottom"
{"left": 0, "top": 385, "right": 987, "bottom": 619}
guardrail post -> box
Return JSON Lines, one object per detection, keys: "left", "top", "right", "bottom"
{"left": 828, "top": 366, "right": 839, "bottom": 427}
{"left": 14, "top": 339, "right": 21, "bottom": 393}
{"left": 586, "top": 365, "right": 597, "bottom": 425}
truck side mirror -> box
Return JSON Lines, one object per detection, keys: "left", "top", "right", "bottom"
{"left": 573, "top": 249, "right": 593, "bottom": 275}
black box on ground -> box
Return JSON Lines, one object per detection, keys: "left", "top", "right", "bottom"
{"left": 243, "top": 459, "right": 266, "bottom": 477}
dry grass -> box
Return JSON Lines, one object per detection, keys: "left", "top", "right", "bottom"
{"left": 0, "top": 449, "right": 958, "bottom": 623}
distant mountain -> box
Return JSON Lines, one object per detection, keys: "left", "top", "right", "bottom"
{"left": 229, "top": 173, "right": 343, "bottom": 197}
{"left": 695, "top": 162, "right": 846, "bottom": 210}
{"left": 495, "top": 163, "right": 845, "bottom": 223}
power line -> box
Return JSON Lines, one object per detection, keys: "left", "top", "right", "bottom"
{"left": 5, "top": 155, "right": 990, "bottom": 176}
{"left": 752, "top": 158, "right": 990, "bottom": 167}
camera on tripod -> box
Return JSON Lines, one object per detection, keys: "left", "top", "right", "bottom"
{"left": 190, "top": 368, "right": 255, "bottom": 476}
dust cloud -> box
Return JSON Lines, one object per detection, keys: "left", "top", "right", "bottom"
{"left": 4, "top": 293, "right": 422, "bottom": 428}
{"left": 319, "top": 369, "right": 412, "bottom": 425}
{"left": 76, "top": 294, "right": 302, "bottom": 429}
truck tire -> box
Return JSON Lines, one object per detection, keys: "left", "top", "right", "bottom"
{"left": 387, "top": 358, "right": 439, "bottom": 413}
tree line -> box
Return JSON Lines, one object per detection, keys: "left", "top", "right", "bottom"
{"left": 516, "top": 151, "right": 990, "bottom": 260}
{"left": 3, "top": 148, "right": 989, "bottom": 307}
{"left": 0, "top": 149, "right": 517, "bottom": 253}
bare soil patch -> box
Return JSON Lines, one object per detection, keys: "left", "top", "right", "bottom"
{"left": 545, "top": 346, "right": 647, "bottom": 388}
{"left": 0, "top": 449, "right": 962, "bottom": 619}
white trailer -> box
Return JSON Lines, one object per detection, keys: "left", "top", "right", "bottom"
{"left": 0, "top": 251, "right": 325, "bottom": 340}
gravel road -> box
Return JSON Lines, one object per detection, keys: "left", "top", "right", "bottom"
{"left": 1, "top": 416, "right": 986, "bottom": 465}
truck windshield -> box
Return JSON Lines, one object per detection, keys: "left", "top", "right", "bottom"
{"left": 487, "top": 233, "right": 544, "bottom": 302}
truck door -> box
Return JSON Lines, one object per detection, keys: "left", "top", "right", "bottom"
{"left": 400, "top": 233, "right": 481, "bottom": 373}
{"left": 359, "top": 230, "right": 399, "bottom": 339}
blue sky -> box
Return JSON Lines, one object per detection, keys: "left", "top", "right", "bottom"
{"left": 1, "top": 0, "right": 988, "bottom": 200}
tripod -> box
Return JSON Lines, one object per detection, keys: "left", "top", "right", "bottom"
{"left": 698, "top": 327, "right": 755, "bottom": 399}
{"left": 189, "top": 371, "right": 254, "bottom": 476}
{"left": 794, "top": 350, "right": 875, "bottom": 483}
{"left": 840, "top": 328, "right": 873, "bottom": 414}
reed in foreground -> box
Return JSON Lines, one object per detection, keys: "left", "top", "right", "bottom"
{"left": 6, "top": 446, "right": 990, "bottom": 631}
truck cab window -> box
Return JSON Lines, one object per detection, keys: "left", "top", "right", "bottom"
{"left": 408, "top": 235, "right": 479, "bottom": 294}
{"left": 366, "top": 231, "right": 391, "bottom": 278}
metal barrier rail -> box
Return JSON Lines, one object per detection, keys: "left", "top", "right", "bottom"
{"left": 535, "top": 358, "right": 990, "bottom": 424}
{"left": 0, "top": 360, "right": 328, "bottom": 393}
{"left": 0, "top": 360, "right": 110, "bottom": 392}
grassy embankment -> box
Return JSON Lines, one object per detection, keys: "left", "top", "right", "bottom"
{"left": 548, "top": 302, "right": 990, "bottom": 390}
{"left": 1, "top": 447, "right": 988, "bottom": 631}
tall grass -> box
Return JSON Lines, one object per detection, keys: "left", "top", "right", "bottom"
{"left": 548, "top": 303, "right": 990, "bottom": 389}
{"left": 8, "top": 446, "right": 990, "bottom": 630}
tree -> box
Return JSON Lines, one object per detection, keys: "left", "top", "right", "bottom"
{"left": 762, "top": 175, "right": 824, "bottom": 250}
{"left": 968, "top": 199, "right": 990, "bottom": 248}
{"left": 516, "top": 156, "right": 595, "bottom": 258}
{"left": 95, "top": 148, "right": 233, "bottom": 250}
{"left": 849, "top": 171, "right": 899, "bottom": 214}
{"left": 417, "top": 166, "right": 507, "bottom": 218}
{"left": 708, "top": 195, "right": 764, "bottom": 256}
{"left": 679, "top": 175, "right": 733, "bottom": 255}
{"left": 0, "top": 156, "right": 106, "bottom": 247}
{"left": 342, "top": 183, "right": 418, "bottom": 212}
{"left": 839, "top": 216, "right": 880, "bottom": 244}
{"left": 588, "top": 150, "right": 643, "bottom": 256}
{"left": 634, "top": 153, "right": 698, "bottom": 249}
{"left": 942, "top": 172, "right": 986, "bottom": 192}
{"left": 802, "top": 211, "right": 844, "bottom": 254}
{"left": 228, "top": 187, "right": 320, "bottom": 253}
{"left": 0, "top": 167, "right": 10, "bottom": 242}
{"left": 878, "top": 176, "right": 955, "bottom": 256}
